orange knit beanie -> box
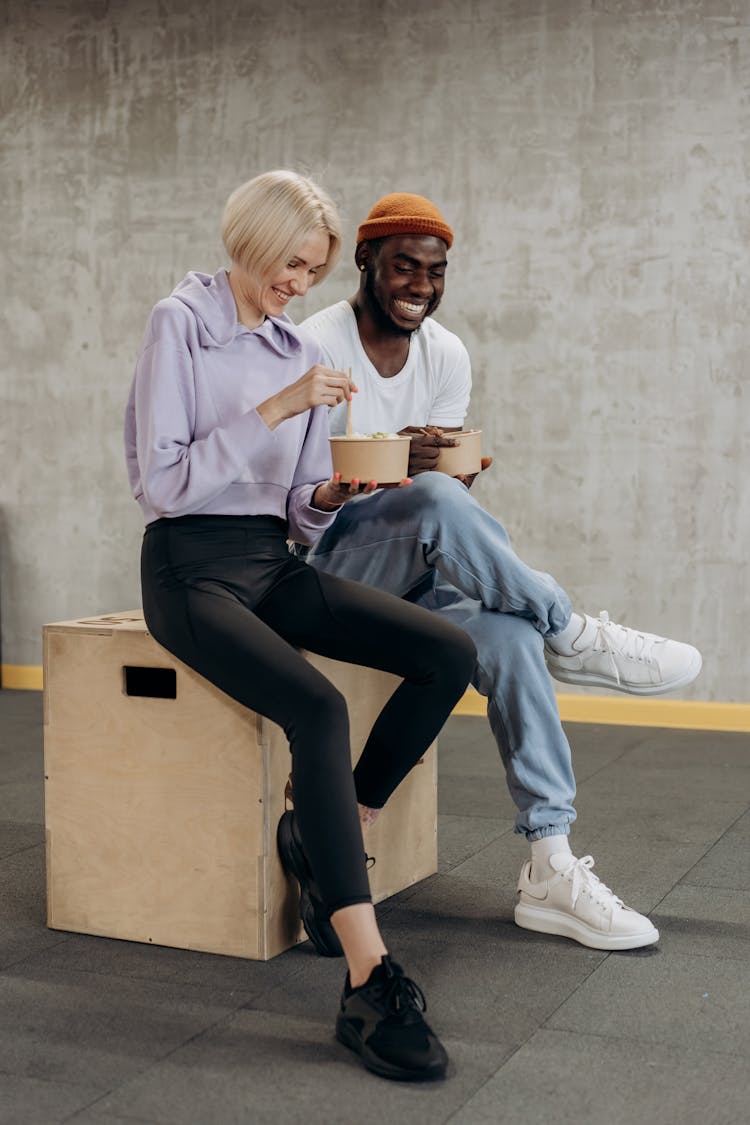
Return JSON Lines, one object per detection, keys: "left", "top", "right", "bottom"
{"left": 356, "top": 192, "right": 454, "bottom": 249}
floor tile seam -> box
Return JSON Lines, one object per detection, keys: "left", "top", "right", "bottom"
{"left": 437, "top": 810, "right": 510, "bottom": 823}
{"left": 1, "top": 960, "right": 266, "bottom": 1004}
{"left": 540, "top": 1021, "right": 750, "bottom": 1062}
{"left": 57, "top": 1006, "right": 251, "bottom": 1122}
{"left": 644, "top": 945, "right": 750, "bottom": 965}
{"left": 640, "top": 827, "right": 750, "bottom": 917}
{"left": 673, "top": 807, "right": 750, "bottom": 887}
{"left": 0, "top": 933, "right": 77, "bottom": 973}
{"left": 569, "top": 744, "right": 636, "bottom": 785}
{"left": 0, "top": 848, "right": 43, "bottom": 862}
{"left": 0, "top": 840, "right": 45, "bottom": 862}
{"left": 529, "top": 952, "right": 611, "bottom": 1028}
{"left": 234, "top": 958, "right": 321, "bottom": 1009}
{"left": 0, "top": 1062, "right": 103, "bottom": 1094}
{"left": 440, "top": 1028, "right": 750, "bottom": 1124}
{"left": 439, "top": 832, "right": 513, "bottom": 873}
{"left": 61, "top": 1088, "right": 161, "bottom": 1125}
{"left": 435, "top": 951, "right": 616, "bottom": 1116}
{"left": 437, "top": 810, "right": 513, "bottom": 825}
{"left": 677, "top": 878, "right": 750, "bottom": 892}
{"left": 441, "top": 1030, "right": 553, "bottom": 1123}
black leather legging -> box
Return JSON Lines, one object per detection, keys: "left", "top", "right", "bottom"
{"left": 140, "top": 514, "right": 476, "bottom": 915}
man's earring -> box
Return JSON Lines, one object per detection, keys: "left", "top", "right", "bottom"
{"left": 359, "top": 264, "right": 366, "bottom": 271}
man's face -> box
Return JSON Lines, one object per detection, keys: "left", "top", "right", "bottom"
{"left": 363, "top": 235, "right": 448, "bottom": 335}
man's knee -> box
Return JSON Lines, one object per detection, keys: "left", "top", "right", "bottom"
{"left": 471, "top": 612, "right": 546, "bottom": 682}
{"left": 313, "top": 472, "right": 472, "bottom": 562}
{"left": 409, "top": 471, "right": 467, "bottom": 502}
{"left": 399, "top": 471, "right": 469, "bottom": 527}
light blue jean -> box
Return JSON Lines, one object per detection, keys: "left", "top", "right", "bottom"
{"left": 306, "top": 472, "right": 577, "bottom": 840}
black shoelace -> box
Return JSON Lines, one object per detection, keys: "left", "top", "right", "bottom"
{"left": 382, "top": 972, "right": 427, "bottom": 1015}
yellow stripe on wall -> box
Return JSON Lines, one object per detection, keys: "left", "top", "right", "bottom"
{"left": 3, "top": 666, "right": 750, "bottom": 733}
{"left": 453, "top": 686, "right": 750, "bottom": 733}
{"left": 1, "top": 665, "right": 44, "bottom": 691}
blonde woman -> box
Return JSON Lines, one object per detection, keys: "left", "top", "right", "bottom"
{"left": 125, "top": 171, "right": 475, "bottom": 1081}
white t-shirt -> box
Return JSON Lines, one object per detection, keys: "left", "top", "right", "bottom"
{"left": 299, "top": 301, "right": 472, "bottom": 436}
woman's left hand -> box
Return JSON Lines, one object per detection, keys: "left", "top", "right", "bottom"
{"left": 312, "top": 473, "right": 410, "bottom": 511}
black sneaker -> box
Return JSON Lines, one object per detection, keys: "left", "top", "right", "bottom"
{"left": 336, "top": 955, "right": 448, "bottom": 1081}
{"left": 276, "top": 811, "right": 343, "bottom": 957}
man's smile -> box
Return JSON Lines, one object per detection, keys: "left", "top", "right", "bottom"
{"left": 393, "top": 297, "right": 429, "bottom": 320}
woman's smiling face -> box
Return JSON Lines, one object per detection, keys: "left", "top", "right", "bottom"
{"left": 232, "top": 229, "right": 331, "bottom": 325}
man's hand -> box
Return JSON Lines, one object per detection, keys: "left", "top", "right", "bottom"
{"left": 455, "top": 456, "right": 493, "bottom": 490}
{"left": 312, "top": 473, "right": 411, "bottom": 511}
{"left": 400, "top": 426, "right": 458, "bottom": 476}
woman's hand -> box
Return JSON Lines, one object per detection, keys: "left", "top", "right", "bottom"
{"left": 257, "top": 365, "right": 354, "bottom": 430}
{"left": 312, "top": 473, "right": 411, "bottom": 511}
{"left": 400, "top": 425, "right": 458, "bottom": 476}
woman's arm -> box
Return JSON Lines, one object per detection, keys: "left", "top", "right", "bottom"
{"left": 132, "top": 317, "right": 284, "bottom": 518}
{"left": 286, "top": 404, "right": 343, "bottom": 544}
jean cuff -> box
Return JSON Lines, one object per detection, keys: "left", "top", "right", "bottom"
{"left": 525, "top": 824, "right": 572, "bottom": 842}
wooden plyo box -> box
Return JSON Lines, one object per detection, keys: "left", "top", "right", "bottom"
{"left": 43, "top": 611, "right": 437, "bottom": 961}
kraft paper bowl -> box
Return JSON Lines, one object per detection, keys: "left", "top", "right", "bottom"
{"left": 435, "top": 429, "right": 483, "bottom": 476}
{"left": 329, "top": 435, "right": 411, "bottom": 484}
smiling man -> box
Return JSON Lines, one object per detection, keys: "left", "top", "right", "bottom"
{"left": 316, "top": 200, "right": 470, "bottom": 449}
{"left": 299, "top": 192, "right": 701, "bottom": 952}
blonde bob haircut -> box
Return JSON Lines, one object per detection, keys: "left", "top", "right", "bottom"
{"left": 221, "top": 170, "right": 342, "bottom": 286}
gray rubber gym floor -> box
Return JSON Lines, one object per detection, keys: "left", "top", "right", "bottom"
{"left": 1, "top": 688, "right": 748, "bottom": 1125}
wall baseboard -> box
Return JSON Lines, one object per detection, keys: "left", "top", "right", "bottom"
{"left": 3, "top": 666, "right": 749, "bottom": 733}
{"left": 1, "top": 665, "right": 44, "bottom": 691}
{"left": 453, "top": 686, "right": 750, "bottom": 733}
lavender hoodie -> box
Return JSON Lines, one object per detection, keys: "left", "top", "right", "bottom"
{"left": 124, "top": 269, "right": 337, "bottom": 544}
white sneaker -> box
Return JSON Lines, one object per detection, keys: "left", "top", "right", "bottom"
{"left": 545, "top": 610, "right": 702, "bottom": 695}
{"left": 514, "top": 853, "right": 659, "bottom": 950}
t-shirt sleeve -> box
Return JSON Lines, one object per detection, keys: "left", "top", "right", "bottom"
{"left": 426, "top": 336, "right": 472, "bottom": 428}
{"left": 298, "top": 303, "right": 362, "bottom": 373}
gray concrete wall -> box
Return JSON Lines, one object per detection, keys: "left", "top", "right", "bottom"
{"left": 1, "top": 0, "right": 747, "bottom": 700}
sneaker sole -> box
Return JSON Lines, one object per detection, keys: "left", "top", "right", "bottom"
{"left": 276, "top": 814, "right": 343, "bottom": 958}
{"left": 336, "top": 1017, "right": 448, "bottom": 1082}
{"left": 514, "top": 903, "right": 659, "bottom": 950}
{"left": 546, "top": 650, "right": 702, "bottom": 697}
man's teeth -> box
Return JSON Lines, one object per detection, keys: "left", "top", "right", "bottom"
{"left": 395, "top": 299, "right": 426, "bottom": 315}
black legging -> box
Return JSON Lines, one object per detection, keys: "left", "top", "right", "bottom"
{"left": 140, "top": 514, "right": 476, "bottom": 915}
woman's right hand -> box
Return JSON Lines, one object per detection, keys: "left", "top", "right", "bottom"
{"left": 257, "top": 365, "right": 354, "bottom": 430}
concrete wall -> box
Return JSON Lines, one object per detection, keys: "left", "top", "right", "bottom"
{"left": 1, "top": 0, "right": 747, "bottom": 700}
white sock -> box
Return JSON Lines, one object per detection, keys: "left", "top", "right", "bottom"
{"left": 530, "top": 834, "right": 572, "bottom": 880}
{"left": 546, "top": 612, "right": 587, "bottom": 655}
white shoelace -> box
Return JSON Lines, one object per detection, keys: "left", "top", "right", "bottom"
{"left": 558, "top": 855, "right": 624, "bottom": 914}
{"left": 592, "top": 611, "right": 659, "bottom": 687}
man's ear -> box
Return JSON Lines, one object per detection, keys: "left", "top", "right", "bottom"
{"left": 354, "top": 242, "right": 369, "bottom": 273}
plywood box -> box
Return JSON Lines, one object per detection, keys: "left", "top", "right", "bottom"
{"left": 42, "top": 611, "right": 437, "bottom": 961}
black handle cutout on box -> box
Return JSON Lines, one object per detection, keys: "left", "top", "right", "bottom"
{"left": 123, "top": 666, "right": 176, "bottom": 699}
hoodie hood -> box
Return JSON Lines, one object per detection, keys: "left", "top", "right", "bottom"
{"left": 170, "top": 269, "right": 302, "bottom": 357}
